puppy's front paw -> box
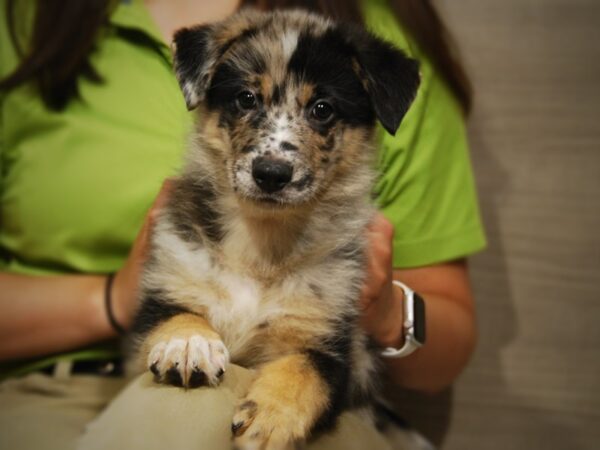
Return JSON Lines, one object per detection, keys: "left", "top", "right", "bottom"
{"left": 147, "top": 334, "right": 229, "bottom": 388}
{"left": 231, "top": 398, "right": 305, "bottom": 450}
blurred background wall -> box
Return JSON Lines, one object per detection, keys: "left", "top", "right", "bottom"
{"left": 391, "top": 1, "right": 600, "bottom": 448}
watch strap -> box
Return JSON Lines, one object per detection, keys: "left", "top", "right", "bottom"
{"left": 380, "top": 280, "right": 425, "bottom": 358}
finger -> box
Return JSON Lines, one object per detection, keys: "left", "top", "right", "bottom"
{"left": 360, "top": 214, "right": 395, "bottom": 307}
{"left": 360, "top": 254, "right": 383, "bottom": 308}
{"left": 146, "top": 178, "right": 175, "bottom": 228}
{"left": 134, "top": 179, "right": 176, "bottom": 259}
{"left": 154, "top": 178, "right": 175, "bottom": 209}
{"left": 132, "top": 183, "right": 171, "bottom": 256}
{"left": 150, "top": 178, "right": 174, "bottom": 214}
{"left": 368, "top": 213, "right": 394, "bottom": 241}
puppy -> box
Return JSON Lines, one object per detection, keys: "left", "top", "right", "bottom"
{"left": 128, "top": 9, "right": 420, "bottom": 450}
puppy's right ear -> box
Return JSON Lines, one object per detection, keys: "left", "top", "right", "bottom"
{"left": 172, "top": 25, "right": 217, "bottom": 110}
{"left": 341, "top": 25, "right": 420, "bottom": 136}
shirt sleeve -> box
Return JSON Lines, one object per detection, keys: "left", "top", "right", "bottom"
{"left": 364, "top": 0, "right": 486, "bottom": 268}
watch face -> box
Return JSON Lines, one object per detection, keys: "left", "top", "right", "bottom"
{"left": 413, "top": 293, "right": 426, "bottom": 344}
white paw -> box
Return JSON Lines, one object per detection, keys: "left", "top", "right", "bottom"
{"left": 147, "top": 335, "right": 229, "bottom": 388}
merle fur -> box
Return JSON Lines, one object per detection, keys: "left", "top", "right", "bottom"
{"left": 288, "top": 29, "right": 375, "bottom": 133}
{"left": 168, "top": 178, "right": 224, "bottom": 243}
{"left": 347, "top": 26, "right": 421, "bottom": 135}
{"left": 141, "top": 11, "right": 421, "bottom": 444}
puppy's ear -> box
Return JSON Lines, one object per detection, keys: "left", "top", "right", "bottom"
{"left": 351, "top": 31, "right": 420, "bottom": 135}
{"left": 172, "top": 25, "right": 217, "bottom": 110}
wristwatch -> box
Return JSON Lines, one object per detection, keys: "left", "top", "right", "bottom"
{"left": 380, "top": 280, "right": 426, "bottom": 358}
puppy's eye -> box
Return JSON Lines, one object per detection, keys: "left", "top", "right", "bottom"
{"left": 311, "top": 101, "right": 334, "bottom": 122}
{"left": 237, "top": 91, "right": 257, "bottom": 110}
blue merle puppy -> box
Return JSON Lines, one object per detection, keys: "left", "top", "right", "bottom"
{"left": 128, "top": 8, "right": 423, "bottom": 450}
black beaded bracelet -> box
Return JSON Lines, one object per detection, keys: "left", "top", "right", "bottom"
{"left": 105, "top": 273, "right": 126, "bottom": 335}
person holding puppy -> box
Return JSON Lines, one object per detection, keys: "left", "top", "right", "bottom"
{"left": 0, "top": 0, "right": 485, "bottom": 449}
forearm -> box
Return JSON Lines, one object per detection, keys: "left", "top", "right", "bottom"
{"left": 383, "top": 286, "right": 477, "bottom": 393}
{"left": 0, "top": 272, "right": 115, "bottom": 361}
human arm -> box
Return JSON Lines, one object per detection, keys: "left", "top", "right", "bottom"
{"left": 0, "top": 272, "right": 115, "bottom": 361}
{"left": 359, "top": 14, "right": 482, "bottom": 392}
{"left": 0, "top": 181, "right": 171, "bottom": 362}
{"left": 360, "top": 213, "right": 477, "bottom": 394}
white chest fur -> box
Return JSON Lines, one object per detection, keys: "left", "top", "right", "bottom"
{"left": 205, "top": 270, "right": 265, "bottom": 357}
{"left": 148, "top": 197, "right": 364, "bottom": 365}
{"left": 149, "top": 226, "right": 293, "bottom": 360}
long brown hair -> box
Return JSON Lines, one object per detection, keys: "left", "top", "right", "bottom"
{"left": 0, "top": 0, "right": 472, "bottom": 113}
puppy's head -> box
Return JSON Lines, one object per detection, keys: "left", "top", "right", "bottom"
{"left": 173, "top": 10, "right": 419, "bottom": 210}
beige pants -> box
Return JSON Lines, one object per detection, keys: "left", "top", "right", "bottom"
{"left": 0, "top": 364, "right": 394, "bottom": 450}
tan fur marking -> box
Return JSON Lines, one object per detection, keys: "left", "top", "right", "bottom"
{"left": 236, "top": 309, "right": 332, "bottom": 365}
{"left": 351, "top": 57, "right": 370, "bottom": 93}
{"left": 232, "top": 354, "right": 329, "bottom": 447}
{"left": 260, "top": 75, "right": 274, "bottom": 103}
{"left": 297, "top": 82, "right": 314, "bottom": 106}
{"left": 146, "top": 314, "right": 217, "bottom": 346}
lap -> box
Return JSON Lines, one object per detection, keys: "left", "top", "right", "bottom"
{"left": 0, "top": 370, "right": 125, "bottom": 450}
{"left": 79, "top": 364, "right": 393, "bottom": 450}
{"left": 1, "top": 364, "right": 395, "bottom": 450}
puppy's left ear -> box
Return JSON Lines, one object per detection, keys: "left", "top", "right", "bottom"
{"left": 352, "top": 31, "right": 421, "bottom": 135}
{"left": 172, "top": 25, "right": 218, "bottom": 110}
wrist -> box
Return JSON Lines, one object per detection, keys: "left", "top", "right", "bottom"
{"left": 375, "top": 281, "right": 406, "bottom": 349}
{"left": 105, "top": 273, "right": 127, "bottom": 335}
{"left": 86, "top": 275, "right": 116, "bottom": 339}
{"left": 381, "top": 280, "right": 427, "bottom": 359}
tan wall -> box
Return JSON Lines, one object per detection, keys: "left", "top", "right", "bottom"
{"left": 391, "top": 1, "right": 600, "bottom": 448}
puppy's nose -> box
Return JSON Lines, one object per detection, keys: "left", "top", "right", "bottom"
{"left": 252, "top": 158, "right": 293, "bottom": 193}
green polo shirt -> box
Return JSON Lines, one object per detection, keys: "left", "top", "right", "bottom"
{"left": 0, "top": 0, "right": 485, "bottom": 375}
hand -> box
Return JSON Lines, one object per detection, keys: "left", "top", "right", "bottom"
{"left": 109, "top": 179, "right": 174, "bottom": 331}
{"left": 359, "top": 213, "right": 404, "bottom": 349}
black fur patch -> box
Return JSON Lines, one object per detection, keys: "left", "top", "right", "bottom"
{"left": 288, "top": 25, "right": 419, "bottom": 136}
{"left": 173, "top": 24, "right": 269, "bottom": 111}
{"left": 306, "top": 321, "right": 353, "bottom": 433}
{"left": 130, "top": 291, "right": 190, "bottom": 337}
{"left": 172, "top": 25, "right": 212, "bottom": 108}
{"left": 207, "top": 61, "right": 269, "bottom": 132}
{"left": 207, "top": 61, "right": 247, "bottom": 126}
{"left": 271, "top": 83, "right": 283, "bottom": 105}
{"left": 169, "top": 178, "right": 224, "bottom": 243}
{"left": 279, "top": 141, "right": 298, "bottom": 152}
{"left": 288, "top": 30, "right": 375, "bottom": 131}
{"left": 241, "top": 144, "right": 256, "bottom": 154}
{"left": 349, "top": 27, "right": 420, "bottom": 135}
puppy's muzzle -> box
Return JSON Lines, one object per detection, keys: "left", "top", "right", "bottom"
{"left": 252, "top": 157, "right": 293, "bottom": 193}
